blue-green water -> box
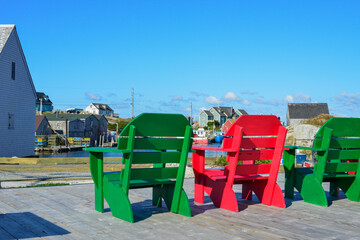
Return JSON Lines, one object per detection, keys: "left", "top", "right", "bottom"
{"left": 35, "top": 144, "right": 225, "bottom": 158}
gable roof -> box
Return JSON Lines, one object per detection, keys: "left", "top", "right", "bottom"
{"left": 212, "top": 106, "right": 234, "bottom": 117}
{"left": 45, "top": 113, "right": 93, "bottom": 121}
{"left": 91, "top": 103, "right": 113, "bottom": 112}
{"left": 0, "top": 24, "right": 14, "bottom": 54}
{"left": 287, "top": 103, "right": 329, "bottom": 119}
{"left": 236, "top": 109, "right": 248, "bottom": 115}
{"left": 0, "top": 24, "right": 36, "bottom": 98}
{"left": 36, "top": 92, "right": 53, "bottom": 104}
{"left": 35, "top": 115, "right": 45, "bottom": 131}
{"left": 94, "top": 114, "right": 108, "bottom": 122}
{"left": 202, "top": 110, "right": 213, "bottom": 116}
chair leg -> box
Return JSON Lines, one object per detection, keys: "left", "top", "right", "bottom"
{"left": 94, "top": 182, "right": 104, "bottom": 213}
{"left": 156, "top": 184, "right": 192, "bottom": 217}
{"left": 204, "top": 181, "right": 239, "bottom": 212}
{"left": 301, "top": 175, "right": 328, "bottom": 207}
{"left": 194, "top": 172, "right": 205, "bottom": 204}
{"left": 152, "top": 186, "right": 163, "bottom": 207}
{"left": 176, "top": 189, "right": 192, "bottom": 217}
{"left": 338, "top": 178, "right": 360, "bottom": 202}
{"left": 104, "top": 182, "right": 134, "bottom": 222}
{"left": 329, "top": 182, "right": 339, "bottom": 197}
{"left": 242, "top": 183, "right": 253, "bottom": 200}
{"left": 262, "top": 182, "right": 286, "bottom": 208}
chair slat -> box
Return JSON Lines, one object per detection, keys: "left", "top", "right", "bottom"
{"left": 237, "top": 149, "right": 274, "bottom": 161}
{"left": 314, "top": 138, "right": 360, "bottom": 149}
{"left": 132, "top": 152, "right": 182, "bottom": 164}
{"left": 130, "top": 168, "right": 178, "bottom": 180}
{"left": 118, "top": 138, "right": 185, "bottom": 150}
{"left": 240, "top": 137, "right": 277, "bottom": 149}
{"left": 327, "top": 149, "right": 360, "bottom": 161}
{"left": 232, "top": 164, "right": 272, "bottom": 175}
{"left": 225, "top": 115, "right": 281, "bottom": 136}
{"left": 324, "top": 162, "right": 358, "bottom": 173}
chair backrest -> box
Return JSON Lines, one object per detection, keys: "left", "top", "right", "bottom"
{"left": 312, "top": 118, "right": 360, "bottom": 177}
{"left": 117, "top": 113, "right": 193, "bottom": 186}
{"left": 223, "top": 115, "right": 287, "bottom": 176}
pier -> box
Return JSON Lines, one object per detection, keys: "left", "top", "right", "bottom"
{"left": 0, "top": 174, "right": 359, "bottom": 239}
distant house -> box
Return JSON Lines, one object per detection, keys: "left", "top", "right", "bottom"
{"left": 84, "top": 103, "right": 114, "bottom": 117}
{"left": 45, "top": 113, "right": 107, "bottom": 145}
{"left": 69, "top": 119, "right": 85, "bottom": 137}
{"left": 36, "top": 92, "right": 53, "bottom": 113}
{"left": 0, "top": 25, "right": 36, "bottom": 157}
{"left": 84, "top": 115, "right": 108, "bottom": 145}
{"left": 199, "top": 106, "right": 248, "bottom": 127}
{"left": 286, "top": 103, "right": 329, "bottom": 126}
{"left": 35, "top": 115, "right": 53, "bottom": 136}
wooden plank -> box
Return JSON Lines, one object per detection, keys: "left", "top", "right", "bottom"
{"left": 324, "top": 162, "right": 358, "bottom": 173}
{"left": 119, "top": 137, "right": 185, "bottom": 150}
{"left": 130, "top": 167, "right": 178, "bottom": 180}
{"left": 230, "top": 163, "right": 272, "bottom": 175}
{"left": 327, "top": 149, "right": 360, "bottom": 161}
{"left": 240, "top": 137, "right": 277, "bottom": 149}
{"left": 225, "top": 115, "right": 281, "bottom": 136}
{"left": 0, "top": 177, "right": 360, "bottom": 239}
{"left": 119, "top": 113, "right": 191, "bottom": 138}
{"left": 316, "top": 118, "right": 360, "bottom": 138}
{"left": 237, "top": 149, "right": 274, "bottom": 161}
{"left": 329, "top": 138, "right": 360, "bottom": 149}
{"left": 132, "top": 151, "right": 182, "bottom": 164}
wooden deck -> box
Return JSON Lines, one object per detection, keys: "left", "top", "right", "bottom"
{"left": 1, "top": 174, "right": 360, "bottom": 239}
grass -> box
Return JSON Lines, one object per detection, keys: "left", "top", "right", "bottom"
{"left": 27, "top": 183, "right": 70, "bottom": 188}
{"left": 301, "top": 114, "right": 334, "bottom": 127}
{"left": 0, "top": 156, "right": 285, "bottom": 175}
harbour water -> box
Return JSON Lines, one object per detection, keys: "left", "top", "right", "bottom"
{"left": 35, "top": 143, "right": 225, "bottom": 158}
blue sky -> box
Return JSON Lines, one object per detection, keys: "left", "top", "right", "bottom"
{"left": 1, "top": 1, "right": 360, "bottom": 121}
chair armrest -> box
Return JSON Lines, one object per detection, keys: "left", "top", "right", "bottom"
{"left": 284, "top": 145, "right": 325, "bottom": 152}
{"left": 83, "top": 147, "right": 131, "bottom": 154}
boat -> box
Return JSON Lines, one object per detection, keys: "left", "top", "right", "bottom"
{"left": 193, "top": 137, "right": 209, "bottom": 145}
{"left": 193, "top": 128, "right": 210, "bottom": 145}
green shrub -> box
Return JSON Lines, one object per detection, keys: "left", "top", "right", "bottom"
{"left": 214, "top": 155, "right": 227, "bottom": 166}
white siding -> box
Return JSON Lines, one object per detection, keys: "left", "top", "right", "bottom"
{"left": 0, "top": 29, "right": 36, "bottom": 157}
{"left": 84, "top": 104, "right": 99, "bottom": 114}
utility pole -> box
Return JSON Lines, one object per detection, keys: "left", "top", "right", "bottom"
{"left": 190, "top": 102, "right": 193, "bottom": 126}
{"left": 40, "top": 98, "right": 43, "bottom": 115}
{"left": 131, "top": 88, "right": 134, "bottom": 119}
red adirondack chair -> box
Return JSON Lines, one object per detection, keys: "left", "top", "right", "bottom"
{"left": 192, "top": 115, "right": 287, "bottom": 211}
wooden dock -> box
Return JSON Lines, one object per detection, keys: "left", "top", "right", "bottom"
{"left": 0, "top": 174, "right": 359, "bottom": 239}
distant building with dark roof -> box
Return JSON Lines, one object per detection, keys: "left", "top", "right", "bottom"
{"left": 286, "top": 103, "right": 329, "bottom": 126}
{"left": 36, "top": 92, "right": 53, "bottom": 113}
{"left": 199, "top": 106, "right": 248, "bottom": 127}
{"left": 84, "top": 103, "right": 114, "bottom": 116}
{"left": 35, "top": 115, "right": 53, "bottom": 136}
{"left": 45, "top": 113, "right": 107, "bottom": 145}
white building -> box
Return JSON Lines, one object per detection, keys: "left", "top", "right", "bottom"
{"left": 84, "top": 103, "right": 114, "bottom": 117}
{"left": 0, "top": 25, "right": 36, "bottom": 157}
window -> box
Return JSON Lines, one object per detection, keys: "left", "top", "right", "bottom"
{"left": 11, "top": 62, "right": 15, "bottom": 80}
{"left": 8, "top": 114, "right": 14, "bottom": 129}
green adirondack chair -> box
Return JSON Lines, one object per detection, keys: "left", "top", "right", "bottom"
{"left": 284, "top": 117, "right": 360, "bottom": 207}
{"left": 84, "top": 113, "right": 193, "bottom": 222}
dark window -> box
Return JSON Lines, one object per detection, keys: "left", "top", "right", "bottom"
{"left": 11, "top": 62, "right": 16, "bottom": 80}
{"left": 8, "top": 114, "right": 14, "bottom": 129}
